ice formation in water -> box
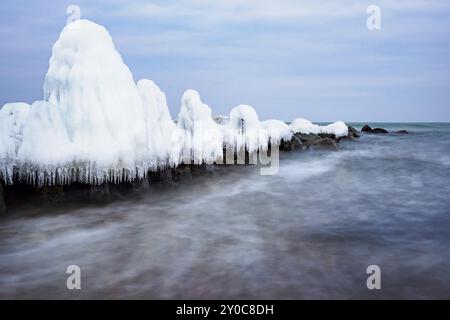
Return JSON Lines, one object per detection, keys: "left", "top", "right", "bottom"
{"left": 0, "top": 19, "right": 349, "bottom": 186}
{"left": 289, "top": 119, "right": 348, "bottom": 138}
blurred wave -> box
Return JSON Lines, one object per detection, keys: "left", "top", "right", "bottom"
{"left": 1, "top": 124, "right": 450, "bottom": 299}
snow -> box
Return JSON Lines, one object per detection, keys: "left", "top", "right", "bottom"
{"left": 320, "top": 121, "right": 348, "bottom": 138}
{"left": 289, "top": 118, "right": 322, "bottom": 135}
{"left": 213, "top": 115, "right": 229, "bottom": 125}
{"left": 0, "top": 19, "right": 350, "bottom": 186}
{"left": 290, "top": 118, "right": 348, "bottom": 138}
{"left": 261, "top": 119, "right": 293, "bottom": 145}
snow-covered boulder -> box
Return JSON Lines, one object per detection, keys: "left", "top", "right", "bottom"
{"left": 227, "top": 104, "right": 268, "bottom": 153}
{"left": 260, "top": 119, "right": 293, "bottom": 145}
{"left": 290, "top": 118, "right": 348, "bottom": 138}
{"left": 178, "top": 90, "right": 223, "bottom": 164}
{"left": 320, "top": 121, "right": 348, "bottom": 138}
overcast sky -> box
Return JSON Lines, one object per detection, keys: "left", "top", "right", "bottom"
{"left": 1, "top": 0, "right": 449, "bottom": 121}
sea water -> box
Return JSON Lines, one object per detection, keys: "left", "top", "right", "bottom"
{"left": 1, "top": 123, "right": 450, "bottom": 299}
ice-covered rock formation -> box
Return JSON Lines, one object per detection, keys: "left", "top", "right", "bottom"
{"left": 226, "top": 105, "right": 268, "bottom": 153}
{"left": 261, "top": 120, "right": 293, "bottom": 145}
{"left": 0, "top": 103, "right": 30, "bottom": 158}
{"left": 137, "top": 79, "right": 182, "bottom": 167}
{"left": 178, "top": 90, "right": 223, "bottom": 164}
{"left": 0, "top": 103, "right": 30, "bottom": 182}
{"left": 290, "top": 119, "right": 348, "bottom": 138}
{"left": 44, "top": 19, "right": 148, "bottom": 174}
{"left": 0, "top": 18, "right": 350, "bottom": 186}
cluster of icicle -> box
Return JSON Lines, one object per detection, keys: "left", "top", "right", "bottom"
{"left": 0, "top": 20, "right": 348, "bottom": 186}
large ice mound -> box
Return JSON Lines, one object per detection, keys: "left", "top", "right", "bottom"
{"left": 44, "top": 19, "right": 148, "bottom": 169}
{"left": 0, "top": 19, "right": 349, "bottom": 186}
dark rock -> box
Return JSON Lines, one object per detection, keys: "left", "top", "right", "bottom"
{"left": 290, "top": 136, "right": 303, "bottom": 150}
{"left": 294, "top": 133, "right": 321, "bottom": 147}
{"left": 361, "top": 124, "right": 373, "bottom": 133}
{"left": 0, "top": 182, "right": 6, "bottom": 214}
{"left": 361, "top": 124, "right": 388, "bottom": 134}
{"left": 310, "top": 138, "right": 338, "bottom": 150}
{"left": 36, "top": 185, "right": 65, "bottom": 203}
{"left": 347, "top": 125, "right": 360, "bottom": 138}
{"left": 280, "top": 136, "right": 303, "bottom": 151}
{"left": 171, "top": 164, "right": 192, "bottom": 181}
{"left": 88, "top": 183, "right": 111, "bottom": 200}
{"left": 148, "top": 169, "right": 174, "bottom": 184}
{"left": 396, "top": 130, "right": 408, "bottom": 134}
{"left": 372, "top": 128, "right": 388, "bottom": 134}
{"left": 318, "top": 133, "right": 336, "bottom": 140}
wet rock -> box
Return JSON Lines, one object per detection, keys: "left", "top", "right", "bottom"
{"left": 396, "top": 130, "right": 408, "bottom": 134}
{"left": 361, "top": 124, "right": 371, "bottom": 132}
{"left": 318, "top": 133, "right": 336, "bottom": 140}
{"left": 347, "top": 125, "right": 360, "bottom": 138}
{"left": 361, "top": 124, "right": 388, "bottom": 134}
{"left": 290, "top": 136, "right": 303, "bottom": 150}
{"left": 310, "top": 138, "right": 338, "bottom": 150}
{"left": 36, "top": 185, "right": 65, "bottom": 203}
{"left": 372, "top": 128, "right": 388, "bottom": 134}
{"left": 0, "top": 182, "right": 6, "bottom": 214}
{"left": 171, "top": 164, "right": 192, "bottom": 181}
{"left": 294, "top": 133, "right": 322, "bottom": 147}
{"left": 280, "top": 136, "right": 303, "bottom": 151}
{"left": 148, "top": 169, "right": 174, "bottom": 184}
{"left": 88, "top": 183, "right": 111, "bottom": 200}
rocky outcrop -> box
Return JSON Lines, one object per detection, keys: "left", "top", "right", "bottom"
{"left": 396, "top": 130, "right": 408, "bottom": 134}
{"left": 310, "top": 137, "right": 338, "bottom": 150}
{"left": 361, "top": 124, "right": 388, "bottom": 134}
{"left": 293, "top": 132, "right": 343, "bottom": 150}
{"left": 280, "top": 136, "right": 303, "bottom": 151}
{"left": 318, "top": 133, "right": 337, "bottom": 140}
{"left": 347, "top": 125, "right": 360, "bottom": 138}
{"left": 294, "top": 133, "right": 322, "bottom": 147}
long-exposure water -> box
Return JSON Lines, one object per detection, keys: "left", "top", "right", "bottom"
{"left": 1, "top": 123, "right": 450, "bottom": 299}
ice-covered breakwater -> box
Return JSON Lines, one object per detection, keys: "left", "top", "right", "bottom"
{"left": 0, "top": 19, "right": 349, "bottom": 187}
